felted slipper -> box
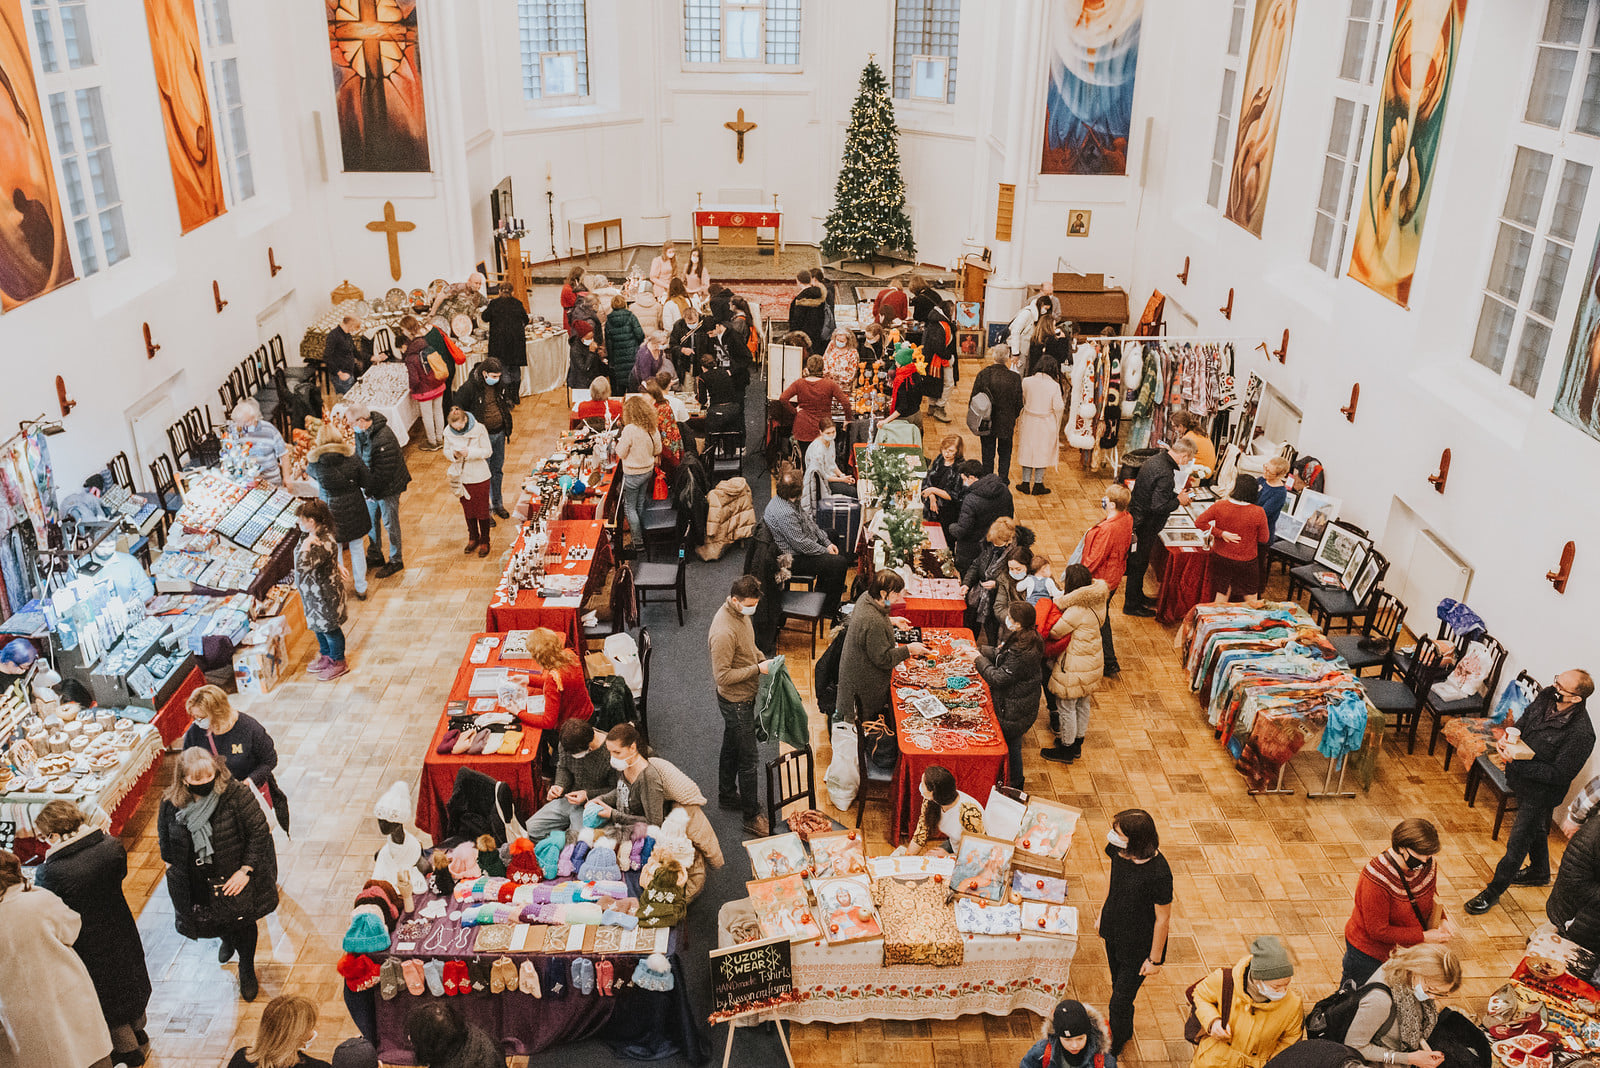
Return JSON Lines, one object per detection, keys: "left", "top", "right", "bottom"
{"left": 451, "top": 960, "right": 471, "bottom": 995}
{"left": 452, "top": 729, "right": 476, "bottom": 755}
{"left": 403, "top": 958, "right": 425, "bottom": 996}
{"left": 468, "top": 959, "right": 490, "bottom": 993}
{"left": 489, "top": 956, "right": 508, "bottom": 994}
{"left": 441, "top": 959, "right": 460, "bottom": 996}
{"left": 571, "top": 956, "right": 594, "bottom": 995}
{"left": 436, "top": 729, "right": 460, "bottom": 755}
{"left": 540, "top": 957, "right": 565, "bottom": 997}
{"left": 596, "top": 959, "right": 614, "bottom": 996}
{"left": 424, "top": 958, "right": 445, "bottom": 997}
{"left": 519, "top": 959, "right": 540, "bottom": 995}
{"left": 379, "top": 957, "right": 404, "bottom": 1000}
{"left": 499, "top": 729, "right": 523, "bottom": 755}
{"left": 467, "top": 730, "right": 489, "bottom": 755}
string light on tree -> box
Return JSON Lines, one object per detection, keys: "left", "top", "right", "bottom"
{"left": 822, "top": 57, "right": 916, "bottom": 262}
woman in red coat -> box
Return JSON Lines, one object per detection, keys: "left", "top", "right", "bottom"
{"left": 517, "top": 628, "right": 593, "bottom": 730}
{"left": 1342, "top": 818, "right": 1454, "bottom": 986}
{"left": 1080, "top": 484, "right": 1133, "bottom": 675}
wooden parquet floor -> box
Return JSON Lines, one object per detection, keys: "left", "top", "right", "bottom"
{"left": 112, "top": 297, "right": 1552, "bottom": 1068}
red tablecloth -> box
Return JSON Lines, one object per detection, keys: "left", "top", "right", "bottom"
{"left": 153, "top": 665, "right": 203, "bottom": 746}
{"left": 1154, "top": 542, "right": 1210, "bottom": 626}
{"left": 484, "top": 518, "right": 609, "bottom": 647}
{"left": 888, "top": 628, "right": 1005, "bottom": 845}
{"left": 416, "top": 634, "right": 556, "bottom": 838}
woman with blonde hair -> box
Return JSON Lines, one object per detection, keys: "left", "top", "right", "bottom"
{"left": 1335, "top": 943, "right": 1462, "bottom": 1068}
{"left": 961, "top": 516, "right": 1021, "bottom": 644}
{"left": 821, "top": 328, "right": 859, "bottom": 393}
{"left": 226, "top": 994, "right": 327, "bottom": 1068}
{"left": 157, "top": 749, "right": 279, "bottom": 1001}
{"left": 182, "top": 685, "right": 290, "bottom": 833}
{"left": 642, "top": 378, "right": 684, "bottom": 477}
{"left": 617, "top": 394, "right": 662, "bottom": 540}
{"left": 521, "top": 627, "right": 595, "bottom": 729}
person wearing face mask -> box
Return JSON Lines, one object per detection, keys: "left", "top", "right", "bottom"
{"left": 32, "top": 801, "right": 152, "bottom": 1068}
{"left": 1190, "top": 935, "right": 1304, "bottom": 1068}
{"left": 292, "top": 500, "right": 351, "bottom": 681}
{"left": 975, "top": 602, "right": 1045, "bottom": 790}
{"left": 802, "top": 422, "right": 854, "bottom": 513}
{"left": 591, "top": 723, "right": 673, "bottom": 829}
{"left": 480, "top": 282, "right": 529, "bottom": 405}
{"left": 1333, "top": 944, "right": 1461, "bottom": 1068}
{"left": 452, "top": 358, "right": 515, "bottom": 519}
{"left": 346, "top": 400, "right": 411, "bottom": 578}
{"left": 229, "top": 399, "right": 290, "bottom": 487}
{"left": 157, "top": 748, "right": 280, "bottom": 1002}
{"left": 906, "top": 765, "right": 985, "bottom": 856}
{"left": 1021, "top": 998, "right": 1116, "bottom": 1068}
{"left": 649, "top": 241, "right": 680, "bottom": 299}
{"left": 1097, "top": 810, "right": 1173, "bottom": 1055}
{"left": 524, "top": 720, "right": 617, "bottom": 839}
{"left": 960, "top": 517, "right": 1026, "bottom": 646}
{"left": 1080, "top": 484, "right": 1133, "bottom": 676}
{"left": 1043, "top": 563, "right": 1110, "bottom": 764}
{"left": 182, "top": 685, "right": 289, "bottom": 834}
{"left": 1342, "top": 819, "right": 1453, "bottom": 987}
{"left": 227, "top": 994, "right": 330, "bottom": 1068}
{"left": 709, "top": 576, "right": 777, "bottom": 836}
{"left": 834, "top": 570, "right": 929, "bottom": 750}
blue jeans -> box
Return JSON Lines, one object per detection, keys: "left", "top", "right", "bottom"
{"left": 315, "top": 627, "right": 346, "bottom": 661}
{"left": 524, "top": 797, "right": 585, "bottom": 838}
{"left": 342, "top": 539, "right": 367, "bottom": 594}
{"left": 1341, "top": 940, "right": 1385, "bottom": 987}
{"left": 488, "top": 430, "right": 506, "bottom": 510}
{"left": 622, "top": 470, "right": 653, "bottom": 539}
{"left": 367, "top": 495, "right": 402, "bottom": 564}
{"left": 717, "top": 696, "right": 759, "bottom": 817}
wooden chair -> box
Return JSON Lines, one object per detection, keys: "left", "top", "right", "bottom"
{"left": 639, "top": 492, "right": 680, "bottom": 562}
{"left": 218, "top": 376, "right": 240, "bottom": 415}
{"left": 634, "top": 533, "right": 688, "bottom": 626}
{"left": 1425, "top": 634, "right": 1509, "bottom": 756}
{"left": 1359, "top": 637, "right": 1445, "bottom": 753}
{"left": 708, "top": 431, "right": 746, "bottom": 485}
{"left": 165, "top": 420, "right": 194, "bottom": 469}
{"left": 268, "top": 334, "right": 287, "bottom": 373}
{"left": 1389, "top": 616, "right": 1475, "bottom": 682}
{"left": 853, "top": 696, "right": 895, "bottom": 830}
{"left": 1442, "top": 670, "right": 1539, "bottom": 771}
{"left": 1328, "top": 590, "right": 1406, "bottom": 676}
{"left": 1294, "top": 550, "right": 1390, "bottom": 634}
{"left": 1466, "top": 754, "right": 1518, "bottom": 840}
{"left": 779, "top": 575, "right": 830, "bottom": 658}
{"left": 107, "top": 451, "right": 135, "bottom": 492}
{"left": 765, "top": 746, "right": 842, "bottom": 836}
{"left": 241, "top": 355, "right": 262, "bottom": 396}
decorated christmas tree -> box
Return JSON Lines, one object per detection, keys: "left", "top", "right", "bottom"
{"left": 822, "top": 58, "right": 916, "bottom": 262}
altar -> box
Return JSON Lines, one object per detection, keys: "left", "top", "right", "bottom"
{"left": 694, "top": 204, "right": 783, "bottom": 251}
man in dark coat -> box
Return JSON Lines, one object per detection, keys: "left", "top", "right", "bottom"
{"left": 1551, "top": 773, "right": 1600, "bottom": 950}
{"left": 349, "top": 403, "right": 411, "bottom": 577}
{"left": 33, "top": 802, "right": 153, "bottom": 1063}
{"left": 306, "top": 431, "right": 373, "bottom": 598}
{"left": 1468, "top": 669, "right": 1597, "bottom": 915}
{"left": 453, "top": 359, "right": 515, "bottom": 518}
{"left": 481, "top": 283, "right": 530, "bottom": 405}
{"left": 1121, "top": 437, "right": 1196, "bottom": 617}
{"left": 788, "top": 271, "right": 828, "bottom": 354}
{"left": 971, "top": 344, "right": 1024, "bottom": 481}
{"left": 949, "top": 460, "right": 1015, "bottom": 573}
{"left": 324, "top": 314, "right": 365, "bottom": 394}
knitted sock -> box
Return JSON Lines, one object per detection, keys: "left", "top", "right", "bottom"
{"left": 441, "top": 960, "right": 460, "bottom": 996}
{"left": 540, "top": 957, "right": 565, "bottom": 997}
{"left": 423, "top": 958, "right": 445, "bottom": 996}
{"left": 452, "top": 960, "right": 471, "bottom": 995}
{"left": 468, "top": 959, "right": 491, "bottom": 993}
{"left": 571, "top": 956, "right": 594, "bottom": 995}
{"left": 490, "top": 956, "right": 509, "bottom": 994}
{"left": 596, "top": 959, "right": 614, "bottom": 996}
{"left": 403, "top": 958, "right": 425, "bottom": 996}
{"left": 519, "top": 960, "right": 539, "bottom": 995}
{"left": 379, "top": 957, "right": 403, "bottom": 1000}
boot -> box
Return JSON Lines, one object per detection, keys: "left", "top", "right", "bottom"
{"left": 304, "top": 656, "right": 331, "bottom": 675}
{"left": 316, "top": 660, "right": 349, "bottom": 680}
{"left": 1064, "top": 738, "right": 1083, "bottom": 762}
{"left": 218, "top": 937, "right": 235, "bottom": 963}
{"left": 463, "top": 538, "right": 479, "bottom": 554}
{"left": 239, "top": 963, "right": 259, "bottom": 1002}
{"left": 1040, "top": 744, "right": 1075, "bottom": 764}
{"left": 1047, "top": 708, "right": 1060, "bottom": 738}
{"left": 477, "top": 542, "right": 491, "bottom": 558}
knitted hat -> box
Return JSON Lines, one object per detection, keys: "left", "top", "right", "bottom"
{"left": 1249, "top": 935, "right": 1293, "bottom": 981}
{"left": 1051, "top": 1000, "right": 1092, "bottom": 1039}
{"left": 573, "top": 319, "right": 593, "bottom": 338}
{"left": 374, "top": 782, "right": 411, "bottom": 823}
{"left": 507, "top": 838, "right": 542, "bottom": 884}
{"left": 632, "top": 952, "right": 674, "bottom": 992}
{"left": 448, "top": 841, "right": 482, "bottom": 880}
{"left": 342, "top": 910, "right": 391, "bottom": 954}
{"left": 578, "top": 839, "right": 622, "bottom": 882}
{"left": 894, "top": 343, "right": 916, "bottom": 367}
{"left": 355, "top": 884, "right": 400, "bottom": 926}
{"left": 336, "top": 952, "right": 381, "bottom": 992}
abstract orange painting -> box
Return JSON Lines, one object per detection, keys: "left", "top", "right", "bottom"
{"left": 1225, "top": 0, "right": 1297, "bottom": 236}
{"left": 143, "top": 0, "right": 226, "bottom": 233}
{"left": 0, "top": 0, "right": 75, "bottom": 311}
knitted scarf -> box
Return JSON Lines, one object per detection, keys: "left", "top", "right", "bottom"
{"left": 890, "top": 362, "right": 918, "bottom": 413}
{"left": 177, "top": 786, "right": 224, "bottom": 864}
{"left": 1362, "top": 849, "right": 1436, "bottom": 905}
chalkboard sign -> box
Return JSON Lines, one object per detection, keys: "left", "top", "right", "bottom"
{"left": 708, "top": 935, "right": 796, "bottom": 1024}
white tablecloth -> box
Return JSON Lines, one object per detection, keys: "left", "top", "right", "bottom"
{"left": 343, "top": 364, "right": 420, "bottom": 445}
{"left": 527, "top": 331, "right": 567, "bottom": 394}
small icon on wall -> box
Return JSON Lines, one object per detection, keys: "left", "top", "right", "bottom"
{"left": 1067, "top": 210, "right": 1092, "bottom": 237}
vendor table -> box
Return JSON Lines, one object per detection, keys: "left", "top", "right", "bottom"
{"left": 901, "top": 523, "right": 964, "bottom": 629}
{"left": 185, "top": 529, "right": 301, "bottom": 600}
{"left": 1154, "top": 540, "right": 1210, "bottom": 626}
{"left": 342, "top": 364, "right": 419, "bottom": 445}
{"left": 484, "top": 518, "right": 609, "bottom": 650}
{"left": 372, "top": 895, "right": 708, "bottom": 1064}
{"left": 526, "top": 330, "right": 568, "bottom": 395}
{"left": 152, "top": 664, "right": 204, "bottom": 746}
{"left": 888, "top": 628, "right": 1005, "bottom": 845}
{"left": 415, "top": 634, "right": 550, "bottom": 838}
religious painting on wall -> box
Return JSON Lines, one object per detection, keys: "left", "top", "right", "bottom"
{"left": 1553, "top": 228, "right": 1600, "bottom": 442}
{"left": 328, "top": 0, "right": 431, "bottom": 173}
{"left": 144, "top": 0, "right": 227, "bottom": 233}
{"left": 1346, "top": 0, "right": 1468, "bottom": 308}
{"left": 0, "top": 0, "right": 75, "bottom": 312}
{"left": 1040, "top": 0, "right": 1144, "bottom": 176}
{"left": 1224, "top": 0, "right": 1297, "bottom": 236}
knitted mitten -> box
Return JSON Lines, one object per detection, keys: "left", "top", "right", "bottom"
{"left": 519, "top": 959, "right": 540, "bottom": 995}
{"left": 379, "top": 957, "right": 404, "bottom": 1000}
{"left": 596, "top": 959, "right": 614, "bottom": 996}
{"left": 403, "top": 958, "right": 425, "bottom": 995}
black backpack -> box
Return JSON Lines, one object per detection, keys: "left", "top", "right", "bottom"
{"left": 1305, "top": 982, "right": 1393, "bottom": 1044}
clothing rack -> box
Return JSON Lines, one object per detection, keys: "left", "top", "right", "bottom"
{"left": 1083, "top": 335, "right": 1267, "bottom": 344}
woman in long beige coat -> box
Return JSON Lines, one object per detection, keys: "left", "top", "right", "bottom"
{"left": 1043, "top": 563, "right": 1108, "bottom": 765}
{"left": 1016, "top": 356, "right": 1066, "bottom": 495}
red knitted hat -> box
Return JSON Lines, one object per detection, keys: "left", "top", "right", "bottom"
{"left": 573, "top": 319, "right": 593, "bottom": 338}
{"left": 507, "top": 845, "right": 543, "bottom": 885}
{"left": 360, "top": 879, "right": 402, "bottom": 916}
{"left": 354, "top": 886, "right": 400, "bottom": 927}
{"left": 336, "top": 952, "right": 381, "bottom": 991}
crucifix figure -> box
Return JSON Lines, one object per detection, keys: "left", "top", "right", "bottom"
{"left": 367, "top": 200, "right": 415, "bottom": 281}
{"left": 725, "top": 108, "right": 757, "bottom": 164}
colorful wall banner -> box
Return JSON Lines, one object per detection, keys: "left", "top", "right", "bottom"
{"left": 144, "top": 0, "right": 227, "bottom": 233}
{"left": 1554, "top": 228, "right": 1600, "bottom": 442}
{"left": 1347, "top": 0, "right": 1468, "bottom": 307}
{"left": 1225, "top": 0, "right": 1297, "bottom": 236}
{"left": 328, "top": 0, "right": 431, "bottom": 173}
{"left": 1040, "top": 0, "right": 1144, "bottom": 176}
{"left": 0, "top": 0, "right": 75, "bottom": 311}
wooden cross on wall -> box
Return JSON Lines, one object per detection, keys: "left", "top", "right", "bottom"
{"left": 725, "top": 108, "right": 756, "bottom": 164}
{"left": 367, "top": 200, "right": 415, "bottom": 281}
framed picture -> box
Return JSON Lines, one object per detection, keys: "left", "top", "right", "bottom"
{"left": 1340, "top": 547, "right": 1367, "bottom": 590}
{"left": 955, "top": 301, "right": 982, "bottom": 329}
{"left": 1160, "top": 528, "right": 1208, "bottom": 548}
{"left": 1350, "top": 552, "right": 1382, "bottom": 605}
{"left": 747, "top": 873, "right": 823, "bottom": 943}
{"left": 1020, "top": 901, "right": 1079, "bottom": 939}
{"left": 950, "top": 833, "right": 1016, "bottom": 903}
{"left": 1282, "top": 490, "right": 1299, "bottom": 517}
{"left": 1015, "top": 798, "right": 1081, "bottom": 863}
{"left": 743, "top": 833, "right": 809, "bottom": 880}
{"left": 813, "top": 875, "right": 882, "bottom": 945}
{"left": 1313, "top": 524, "right": 1371, "bottom": 575}
{"left": 1294, "top": 490, "right": 1342, "bottom": 547}
{"left": 1067, "top": 209, "right": 1092, "bottom": 236}
{"left": 1274, "top": 510, "right": 1306, "bottom": 543}
{"left": 806, "top": 830, "right": 869, "bottom": 880}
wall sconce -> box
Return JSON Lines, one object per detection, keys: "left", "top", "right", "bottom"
{"left": 1547, "top": 541, "right": 1575, "bottom": 594}
{"left": 1428, "top": 448, "right": 1451, "bottom": 493}
{"left": 143, "top": 323, "right": 160, "bottom": 360}
{"left": 1219, "top": 288, "right": 1234, "bottom": 320}
{"left": 1176, "top": 256, "right": 1190, "bottom": 285}
{"left": 1340, "top": 383, "right": 1360, "bottom": 422}
{"left": 1272, "top": 329, "right": 1289, "bottom": 363}
{"left": 55, "top": 376, "right": 76, "bottom": 417}
{"left": 213, "top": 280, "right": 228, "bottom": 314}
{"left": 268, "top": 246, "right": 283, "bottom": 277}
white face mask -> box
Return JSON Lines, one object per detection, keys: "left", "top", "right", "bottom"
{"left": 609, "top": 755, "right": 632, "bottom": 772}
{"left": 1008, "top": 568, "right": 1027, "bottom": 581}
{"left": 1259, "top": 986, "right": 1287, "bottom": 1002}
{"left": 740, "top": 604, "right": 758, "bottom": 616}
{"left": 1005, "top": 618, "right": 1020, "bottom": 631}
{"left": 1413, "top": 983, "right": 1431, "bottom": 1002}
{"left": 193, "top": 717, "right": 209, "bottom": 730}
{"left": 1107, "top": 829, "right": 1128, "bottom": 849}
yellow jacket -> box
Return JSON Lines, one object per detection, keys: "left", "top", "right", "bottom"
{"left": 1190, "top": 958, "right": 1304, "bottom": 1068}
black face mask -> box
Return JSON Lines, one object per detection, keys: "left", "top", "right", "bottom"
{"left": 1402, "top": 853, "right": 1424, "bottom": 870}
{"left": 189, "top": 779, "right": 216, "bottom": 797}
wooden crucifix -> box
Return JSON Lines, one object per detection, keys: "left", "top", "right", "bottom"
{"left": 725, "top": 108, "right": 757, "bottom": 164}
{"left": 366, "top": 200, "right": 415, "bottom": 281}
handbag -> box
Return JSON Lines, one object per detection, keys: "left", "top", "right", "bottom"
{"left": 1184, "top": 965, "right": 1233, "bottom": 1044}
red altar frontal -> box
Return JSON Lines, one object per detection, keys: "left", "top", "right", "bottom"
{"left": 693, "top": 205, "right": 782, "bottom": 251}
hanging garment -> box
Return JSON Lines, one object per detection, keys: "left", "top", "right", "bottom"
{"left": 1065, "top": 344, "right": 1098, "bottom": 451}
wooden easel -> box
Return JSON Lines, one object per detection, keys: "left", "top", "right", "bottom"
{"left": 722, "top": 1014, "right": 795, "bottom": 1068}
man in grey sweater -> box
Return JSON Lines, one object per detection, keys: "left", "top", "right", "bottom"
{"left": 709, "top": 575, "right": 773, "bottom": 836}
{"left": 764, "top": 474, "right": 852, "bottom": 617}
{"left": 524, "top": 719, "right": 617, "bottom": 837}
